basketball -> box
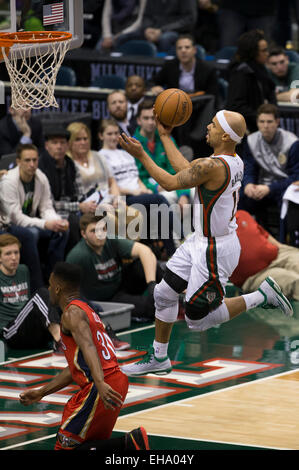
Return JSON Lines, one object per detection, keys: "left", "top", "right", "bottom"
{"left": 154, "top": 88, "right": 193, "bottom": 127}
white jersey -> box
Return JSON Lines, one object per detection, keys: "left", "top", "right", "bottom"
{"left": 193, "top": 154, "right": 244, "bottom": 238}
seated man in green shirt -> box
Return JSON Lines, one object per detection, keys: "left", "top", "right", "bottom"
{"left": 66, "top": 213, "right": 162, "bottom": 322}
{"left": 267, "top": 47, "right": 299, "bottom": 102}
{"left": 134, "top": 99, "right": 191, "bottom": 209}
{"left": 0, "top": 233, "right": 61, "bottom": 350}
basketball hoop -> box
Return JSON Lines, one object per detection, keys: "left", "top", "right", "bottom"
{"left": 0, "top": 31, "right": 72, "bottom": 110}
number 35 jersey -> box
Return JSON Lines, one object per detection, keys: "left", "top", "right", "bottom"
{"left": 193, "top": 154, "right": 244, "bottom": 238}
{"left": 61, "top": 299, "right": 120, "bottom": 389}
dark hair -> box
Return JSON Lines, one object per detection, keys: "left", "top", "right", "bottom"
{"left": 16, "top": 143, "right": 38, "bottom": 159}
{"left": 235, "top": 29, "right": 266, "bottom": 63}
{"left": 137, "top": 98, "right": 155, "bottom": 117}
{"left": 53, "top": 262, "right": 82, "bottom": 287}
{"left": 257, "top": 103, "right": 280, "bottom": 119}
{"left": 176, "top": 33, "right": 196, "bottom": 46}
{"left": 80, "top": 213, "right": 105, "bottom": 232}
{"left": 268, "top": 47, "right": 287, "bottom": 58}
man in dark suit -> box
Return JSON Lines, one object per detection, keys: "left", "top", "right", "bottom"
{"left": 125, "top": 75, "right": 147, "bottom": 136}
{"left": 150, "top": 34, "right": 219, "bottom": 156}
{"left": 150, "top": 34, "right": 218, "bottom": 98}
{"left": 0, "top": 107, "right": 44, "bottom": 157}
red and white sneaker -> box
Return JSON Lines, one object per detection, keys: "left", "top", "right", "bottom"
{"left": 126, "top": 427, "right": 150, "bottom": 450}
{"left": 105, "top": 324, "right": 130, "bottom": 351}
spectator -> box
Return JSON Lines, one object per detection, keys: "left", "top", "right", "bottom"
{"left": 266, "top": 47, "right": 299, "bottom": 102}
{"left": 238, "top": 103, "right": 299, "bottom": 234}
{"left": 218, "top": 0, "right": 278, "bottom": 48}
{"left": 150, "top": 33, "right": 218, "bottom": 97}
{"left": 0, "top": 194, "right": 47, "bottom": 294}
{"left": 0, "top": 144, "right": 69, "bottom": 287}
{"left": 66, "top": 121, "right": 119, "bottom": 199}
{"left": 98, "top": 118, "right": 178, "bottom": 256}
{"left": 134, "top": 99, "right": 193, "bottom": 227}
{"left": 226, "top": 29, "right": 277, "bottom": 133}
{"left": 150, "top": 33, "right": 218, "bottom": 154}
{"left": 0, "top": 106, "right": 44, "bottom": 157}
{"left": 230, "top": 210, "right": 299, "bottom": 302}
{"left": 67, "top": 121, "right": 142, "bottom": 241}
{"left": 110, "top": 0, "right": 197, "bottom": 53}
{"left": 194, "top": 0, "right": 220, "bottom": 55}
{"left": 140, "top": 0, "right": 197, "bottom": 53}
{"left": 38, "top": 127, "right": 97, "bottom": 253}
{"left": 66, "top": 213, "right": 162, "bottom": 323}
{"left": 98, "top": 0, "right": 147, "bottom": 51}
{"left": 83, "top": 0, "right": 105, "bottom": 48}
{"left": 40, "top": 129, "right": 131, "bottom": 350}
{"left": 0, "top": 233, "right": 61, "bottom": 351}
{"left": 125, "top": 75, "right": 147, "bottom": 135}
{"left": 106, "top": 90, "right": 135, "bottom": 137}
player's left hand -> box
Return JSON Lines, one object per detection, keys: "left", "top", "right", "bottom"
{"left": 97, "top": 381, "right": 124, "bottom": 410}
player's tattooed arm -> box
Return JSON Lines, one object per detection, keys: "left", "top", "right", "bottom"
{"left": 176, "top": 158, "right": 222, "bottom": 189}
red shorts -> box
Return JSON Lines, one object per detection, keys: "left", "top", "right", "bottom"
{"left": 55, "top": 369, "right": 129, "bottom": 450}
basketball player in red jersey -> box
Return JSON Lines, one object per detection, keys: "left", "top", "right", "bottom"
{"left": 19, "top": 262, "right": 149, "bottom": 451}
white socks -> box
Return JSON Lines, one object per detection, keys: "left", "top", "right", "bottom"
{"left": 242, "top": 291, "right": 265, "bottom": 311}
{"left": 153, "top": 340, "right": 169, "bottom": 359}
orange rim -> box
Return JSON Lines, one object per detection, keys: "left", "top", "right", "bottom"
{"left": 0, "top": 31, "right": 72, "bottom": 47}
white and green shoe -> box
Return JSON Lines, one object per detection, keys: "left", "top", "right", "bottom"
{"left": 258, "top": 276, "right": 293, "bottom": 317}
{"left": 121, "top": 347, "right": 172, "bottom": 377}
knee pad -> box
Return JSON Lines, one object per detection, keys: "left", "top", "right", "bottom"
{"left": 154, "top": 279, "right": 180, "bottom": 323}
{"left": 185, "top": 302, "right": 229, "bottom": 332}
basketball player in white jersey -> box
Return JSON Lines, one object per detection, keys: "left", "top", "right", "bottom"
{"left": 118, "top": 110, "right": 293, "bottom": 376}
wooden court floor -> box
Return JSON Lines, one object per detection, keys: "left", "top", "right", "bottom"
{"left": 0, "top": 301, "right": 299, "bottom": 452}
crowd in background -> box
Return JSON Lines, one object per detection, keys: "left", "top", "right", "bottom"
{"left": 0, "top": 0, "right": 299, "bottom": 354}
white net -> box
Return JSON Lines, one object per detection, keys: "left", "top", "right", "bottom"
{"left": 1, "top": 34, "right": 72, "bottom": 110}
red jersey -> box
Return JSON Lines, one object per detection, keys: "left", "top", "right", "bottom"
{"left": 61, "top": 299, "right": 120, "bottom": 389}
{"left": 230, "top": 210, "right": 279, "bottom": 287}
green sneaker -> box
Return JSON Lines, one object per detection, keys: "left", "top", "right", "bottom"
{"left": 258, "top": 276, "right": 293, "bottom": 317}
{"left": 121, "top": 346, "right": 172, "bottom": 377}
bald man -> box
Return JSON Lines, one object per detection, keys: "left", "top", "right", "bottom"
{"left": 119, "top": 110, "right": 293, "bottom": 376}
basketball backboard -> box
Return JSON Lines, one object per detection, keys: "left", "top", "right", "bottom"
{"left": 0, "top": 0, "right": 83, "bottom": 50}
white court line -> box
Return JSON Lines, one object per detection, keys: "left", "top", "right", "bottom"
{"left": 117, "top": 324, "right": 155, "bottom": 336}
{"left": 115, "top": 367, "right": 299, "bottom": 450}
{"left": 1, "top": 433, "right": 57, "bottom": 450}
{"left": 117, "top": 367, "right": 299, "bottom": 419}
{"left": 0, "top": 350, "right": 53, "bottom": 366}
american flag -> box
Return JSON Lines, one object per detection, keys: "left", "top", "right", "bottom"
{"left": 43, "top": 3, "right": 64, "bottom": 26}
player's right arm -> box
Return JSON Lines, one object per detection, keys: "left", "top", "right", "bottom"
{"left": 119, "top": 133, "right": 223, "bottom": 190}
{"left": 19, "top": 367, "right": 73, "bottom": 405}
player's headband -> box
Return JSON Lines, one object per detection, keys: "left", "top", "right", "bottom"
{"left": 216, "top": 110, "right": 242, "bottom": 143}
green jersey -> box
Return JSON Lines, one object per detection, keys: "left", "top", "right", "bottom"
{"left": 0, "top": 265, "right": 31, "bottom": 332}
{"left": 66, "top": 237, "right": 134, "bottom": 301}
